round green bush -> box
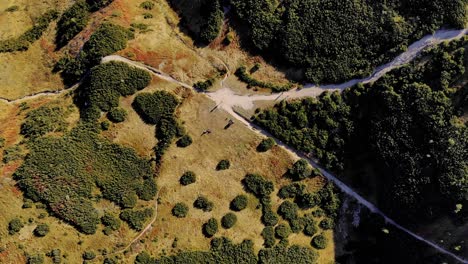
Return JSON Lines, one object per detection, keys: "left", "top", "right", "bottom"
{"left": 261, "top": 226, "right": 275, "bottom": 248}
{"left": 193, "top": 196, "right": 214, "bottom": 212}
{"left": 180, "top": 171, "right": 196, "bottom": 186}
{"left": 257, "top": 138, "right": 276, "bottom": 152}
{"left": 82, "top": 251, "right": 96, "bottom": 260}
{"left": 311, "top": 234, "right": 328, "bottom": 249}
{"left": 221, "top": 213, "right": 237, "bottom": 229}
{"left": 107, "top": 107, "right": 127, "bottom": 123}
{"left": 277, "top": 201, "right": 299, "bottom": 221}
{"left": 176, "top": 135, "right": 192, "bottom": 148}
{"left": 275, "top": 224, "right": 291, "bottom": 239}
{"left": 230, "top": 195, "right": 248, "bottom": 211}
{"left": 33, "top": 223, "right": 50, "bottom": 237}
{"left": 288, "top": 159, "right": 312, "bottom": 181}
{"left": 203, "top": 218, "right": 218, "bottom": 237}
{"left": 303, "top": 221, "right": 318, "bottom": 236}
{"left": 101, "top": 120, "right": 111, "bottom": 130}
{"left": 216, "top": 159, "right": 230, "bottom": 170}
{"left": 261, "top": 209, "right": 279, "bottom": 227}
{"left": 319, "top": 218, "right": 334, "bottom": 230}
{"left": 8, "top": 218, "right": 23, "bottom": 235}
{"left": 172, "top": 203, "right": 189, "bottom": 218}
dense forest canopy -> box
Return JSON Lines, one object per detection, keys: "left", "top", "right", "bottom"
{"left": 170, "top": 0, "right": 467, "bottom": 84}
{"left": 255, "top": 38, "right": 468, "bottom": 223}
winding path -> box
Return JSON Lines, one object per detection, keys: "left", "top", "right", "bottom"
{"left": 102, "top": 27, "right": 468, "bottom": 263}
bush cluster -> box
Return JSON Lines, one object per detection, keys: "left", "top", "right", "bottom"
{"left": 140, "top": 1, "right": 155, "bottom": 10}
{"left": 230, "top": 195, "right": 248, "bottom": 211}
{"left": 198, "top": 0, "right": 224, "bottom": 44}
{"left": 319, "top": 218, "right": 334, "bottom": 230}
{"left": 172, "top": 203, "right": 189, "bottom": 218}
{"left": 101, "top": 212, "right": 121, "bottom": 232}
{"left": 82, "top": 251, "right": 96, "bottom": 260}
{"left": 278, "top": 183, "right": 305, "bottom": 199}
{"left": 193, "top": 79, "right": 214, "bottom": 91}
{"left": 193, "top": 196, "right": 213, "bottom": 212}
{"left": 203, "top": 218, "right": 218, "bottom": 237}
{"left": 274, "top": 224, "right": 291, "bottom": 240}
{"left": 132, "top": 91, "right": 179, "bottom": 125}
{"left": 0, "top": 10, "right": 58, "bottom": 53}
{"left": 235, "top": 66, "right": 292, "bottom": 92}
{"left": 180, "top": 171, "right": 196, "bottom": 186}
{"left": 288, "top": 159, "right": 312, "bottom": 181}
{"left": 221, "top": 213, "right": 237, "bottom": 229}
{"left": 120, "top": 208, "right": 154, "bottom": 231}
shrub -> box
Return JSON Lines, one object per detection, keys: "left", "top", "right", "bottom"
{"left": 277, "top": 201, "right": 299, "bottom": 221}
{"left": 261, "top": 227, "right": 275, "bottom": 248}
{"left": 180, "top": 171, "right": 196, "bottom": 185}
{"left": 278, "top": 183, "right": 305, "bottom": 199}
{"left": 275, "top": 224, "right": 291, "bottom": 239}
{"left": 289, "top": 218, "right": 305, "bottom": 233}
{"left": 176, "top": 135, "right": 192, "bottom": 148}
{"left": 242, "top": 174, "right": 274, "bottom": 198}
{"left": 101, "top": 120, "right": 111, "bottom": 130}
{"left": 5, "top": 5, "right": 19, "bottom": 12}
{"left": 311, "top": 234, "right": 328, "bottom": 250}
{"left": 143, "top": 13, "right": 153, "bottom": 19}
{"left": 55, "top": 0, "right": 90, "bottom": 48}
{"left": 193, "top": 196, "right": 214, "bottom": 212}
{"left": 297, "top": 192, "right": 321, "bottom": 209}
{"left": 27, "top": 254, "right": 44, "bottom": 264}
{"left": 261, "top": 207, "right": 279, "bottom": 227}
{"left": 216, "top": 159, "right": 230, "bottom": 170}
{"left": 193, "top": 79, "right": 214, "bottom": 91}
{"left": 132, "top": 91, "right": 179, "bottom": 125}
{"left": 107, "top": 107, "right": 127, "bottom": 123}
{"left": 312, "top": 209, "right": 325, "bottom": 218}
{"left": 257, "top": 138, "right": 276, "bottom": 152}
{"left": 288, "top": 159, "right": 312, "bottom": 181}
{"left": 221, "top": 213, "right": 237, "bottom": 229}
{"left": 203, "top": 218, "right": 218, "bottom": 237}
{"left": 303, "top": 219, "right": 318, "bottom": 236}
{"left": 86, "top": 0, "right": 114, "bottom": 11}
{"left": 120, "top": 208, "right": 153, "bottom": 231}
{"left": 172, "top": 203, "right": 189, "bottom": 218}
{"left": 131, "top": 23, "right": 150, "bottom": 32}
{"left": 101, "top": 212, "right": 121, "bottom": 231}
{"left": 230, "top": 195, "right": 248, "bottom": 211}
{"left": 0, "top": 137, "right": 5, "bottom": 148}
{"left": 319, "top": 218, "right": 334, "bottom": 230}
{"left": 140, "top": 1, "right": 155, "bottom": 10}
{"left": 47, "top": 249, "right": 61, "bottom": 264}
{"left": 8, "top": 218, "right": 23, "bottom": 235}
{"left": 33, "top": 224, "right": 50, "bottom": 237}
{"left": 82, "top": 251, "right": 96, "bottom": 260}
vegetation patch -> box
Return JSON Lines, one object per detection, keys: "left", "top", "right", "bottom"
{"left": 193, "top": 196, "right": 214, "bottom": 212}
{"left": 311, "top": 234, "right": 328, "bottom": 250}
{"left": 230, "top": 195, "right": 248, "bottom": 211}
{"left": 107, "top": 107, "right": 127, "bottom": 123}
{"left": 203, "top": 218, "right": 219, "bottom": 237}
{"left": 120, "top": 208, "right": 154, "bottom": 231}
{"left": 0, "top": 10, "right": 58, "bottom": 53}
{"left": 221, "top": 213, "right": 237, "bottom": 229}
{"left": 14, "top": 123, "right": 157, "bottom": 234}
{"left": 20, "top": 105, "right": 67, "bottom": 139}
{"left": 216, "top": 159, "right": 230, "bottom": 170}
{"left": 55, "top": 0, "right": 91, "bottom": 48}
{"left": 257, "top": 138, "right": 276, "bottom": 152}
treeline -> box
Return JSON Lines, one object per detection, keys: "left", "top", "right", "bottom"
{"left": 134, "top": 237, "right": 318, "bottom": 264}
{"left": 255, "top": 38, "right": 468, "bottom": 223}
{"left": 0, "top": 10, "right": 58, "bottom": 53}
{"left": 55, "top": 0, "right": 115, "bottom": 48}
{"left": 168, "top": 0, "right": 224, "bottom": 44}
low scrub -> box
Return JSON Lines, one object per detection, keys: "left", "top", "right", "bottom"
{"left": 120, "top": 208, "right": 154, "bottom": 231}
{"left": 235, "top": 66, "right": 293, "bottom": 92}
{"left": 203, "top": 218, "right": 218, "bottom": 237}
{"left": 221, "top": 213, "right": 237, "bottom": 229}
{"left": 172, "top": 203, "right": 189, "bottom": 218}
{"left": 230, "top": 195, "right": 248, "bottom": 211}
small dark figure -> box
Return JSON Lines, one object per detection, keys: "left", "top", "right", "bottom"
{"left": 224, "top": 119, "right": 234, "bottom": 129}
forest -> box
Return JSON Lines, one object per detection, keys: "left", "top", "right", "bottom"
{"left": 255, "top": 38, "right": 468, "bottom": 224}
{"left": 170, "top": 0, "right": 466, "bottom": 84}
